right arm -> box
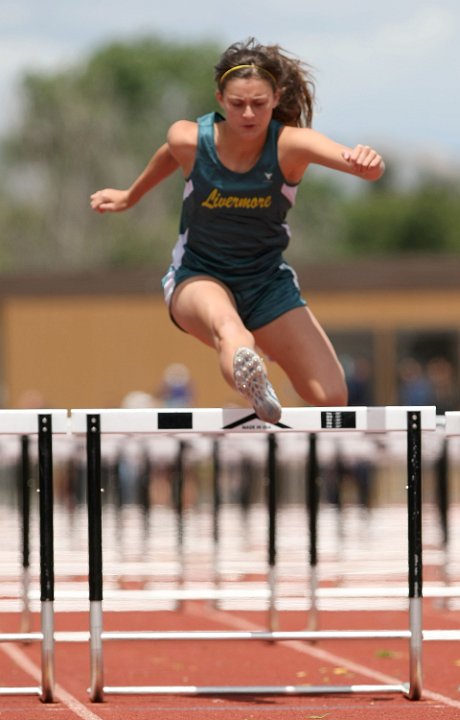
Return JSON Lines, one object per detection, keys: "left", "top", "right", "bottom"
{"left": 90, "top": 142, "right": 179, "bottom": 213}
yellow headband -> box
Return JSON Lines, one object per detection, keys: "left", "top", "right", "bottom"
{"left": 219, "top": 64, "right": 276, "bottom": 85}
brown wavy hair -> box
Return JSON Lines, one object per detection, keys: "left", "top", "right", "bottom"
{"left": 214, "top": 38, "right": 315, "bottom": 128}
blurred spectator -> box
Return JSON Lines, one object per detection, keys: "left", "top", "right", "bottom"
{"left": 346, "top": 355, "right": 374, "bottom": 406}
{"left": 157, "top": 363, "right": 195, "bottom": 408}
{"left": 426, "top": 357, "right": 458, "bottom": 412}
{"left": 398, "top": 357, "right": 434, "bottom": 406}
{"left": 16, "top": 389, "right": 47, "bottom": 408}
{"left": 121, "top": 390, "right": 157, "bottom": 409}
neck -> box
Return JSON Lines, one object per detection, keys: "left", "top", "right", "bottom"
{"left": 215, "top": 122, "right": 267, "bottom": 172}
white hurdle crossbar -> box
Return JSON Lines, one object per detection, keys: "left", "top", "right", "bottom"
{"left": 0, "top": 410, "right": 68, "bottom": 702}
{"left": 445, "top": 411, "right": 460, "bottom": 438}
{"left": 69, "top": 405, "right": 437, "bottom": 702}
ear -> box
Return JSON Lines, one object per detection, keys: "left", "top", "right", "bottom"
{"left": 272, "top": 89, "right": 281, "bottom": 108}
{"left": 215, "top": 89, "right": 224, "bottom": 108}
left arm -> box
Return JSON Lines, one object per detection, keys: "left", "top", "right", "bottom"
{"left": 278, "top": 126, "right": 385, "bottom": 184}
{"left": 90, "top": 142, "right": 179, "bottom": 213}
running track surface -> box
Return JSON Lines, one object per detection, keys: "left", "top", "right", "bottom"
{"left": 2, "top": 602, "right": 460, "bottom": 720}
{"left": 2, "top": 503, "right": 460, "bottom": 719}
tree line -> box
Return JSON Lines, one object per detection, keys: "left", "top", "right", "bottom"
{"left": 0, "top": 36, "right": 459, "bottom": 274}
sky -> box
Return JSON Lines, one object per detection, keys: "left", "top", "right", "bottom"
{"left": 1, "top": 0, "right": 459, "bottom": 172}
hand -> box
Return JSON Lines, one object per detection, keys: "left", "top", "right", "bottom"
{"left": 342, "top": 145, "right": 385, "bottom": 180}
{"left": 90, "top": 188, "right": 131, "bottom": 213}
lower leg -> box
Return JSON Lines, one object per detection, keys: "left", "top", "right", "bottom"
{"left": 213, "top": 319, "right": 281, "bottom": 423}
{"left": 254, "top": 307, "right": 348, "bottom": 407}
{"left": 213, "top": 316, "right": 255, "bottom": 387}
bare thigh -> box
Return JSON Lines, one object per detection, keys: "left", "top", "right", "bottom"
{"left": 170, "top": 276, "right": 255, "bottom": 386}
{"left": 253, "top": 306, "right": 348, "bottom": 406}
{"left": 170, "top": 276, "right": 238, "bottom": 345}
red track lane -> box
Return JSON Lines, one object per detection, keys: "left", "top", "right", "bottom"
{"left": 1, "top": 599, "right": 460, "bottom": 720}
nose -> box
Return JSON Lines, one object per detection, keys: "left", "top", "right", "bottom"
{"left": 242, "top": 104, "right": 255, "bottom": 118}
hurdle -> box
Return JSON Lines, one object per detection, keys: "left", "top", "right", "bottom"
{"left": 70, "top": 405, "right": 437, "bottom": 701}
{"left": 0, "top": 410, "right": 68, "bottom": 701}
{"left": 425, "top": 412, "right": 459, "bottom": 609}
{"left": 417, "top": 412, "right": 460, "bottom": 643}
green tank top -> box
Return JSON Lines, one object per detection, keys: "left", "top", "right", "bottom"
{"left": 172, "top": 111, "right": 299, "bottom": 287}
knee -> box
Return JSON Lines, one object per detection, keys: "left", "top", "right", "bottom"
{"left": 212, "top": 313, "right": 253, "bottom": 347}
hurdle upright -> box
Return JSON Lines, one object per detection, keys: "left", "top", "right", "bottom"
{"left": 70, "top": 405, "right": 436, "bottom": 702}
{"left": 0, "top": 410, "right": 68, "bottom": 702}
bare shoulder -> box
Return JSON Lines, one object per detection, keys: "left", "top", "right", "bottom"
{"left": 167, "top": 120, "right": 198, "bottom": 175}
{"left": 167, "top": 120, "right": 198, "bottom": 172}
{"left": 279, "top": 125, "right": 344, "bottom": 154}
{"left": 167, "top": 120, "right": 198, "bottom": 149}
{"left": 278, "top": 126, "right": 331, "bottom": 181}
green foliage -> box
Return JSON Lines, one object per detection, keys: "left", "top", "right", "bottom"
{"left": 342, "top": 179, "right": 460, "bottom": 255}
{"left": 79, "top": 37, "right": 219, "bottom": 157}
{"left": 0, "top": 36, "right": 220, "bottom": 272}
{"left": 287, "top": 176, "right": 347, "bottom": 263}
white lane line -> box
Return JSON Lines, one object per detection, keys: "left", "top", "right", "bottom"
{"left": 187, "top": 603, "right": 460, "bottom": 711}
{"left": 0, "top": 643, "right": 104, "bottom": 720}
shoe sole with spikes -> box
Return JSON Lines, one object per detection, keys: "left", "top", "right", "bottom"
{"left": 233, "top": 347, "right": 282, "bottom": 424}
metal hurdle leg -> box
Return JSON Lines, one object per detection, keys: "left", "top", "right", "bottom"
{"left": 87, "top": 414, "right": 104, "bottom": 702}
{"left": 407, "top": 410, "right": 423, "bottom": 700}
{"left": 211, "top": 439, "right": 221, "bottom": 608}
{"left": 139, "top": 447, "right": 152, "bottom": 555}
{"left": 267, "top": 434, "right": 277, "bottom": 632}
{"left": 19, "top": 435, "right": 32, "bottom": 635}
{"left": 173, "top": 440, "right": 186, "bottom": 608}
{"left": 38, "top": 414, "right": 55, "bottom": 703}
{"left": 435, "top": 437, "right": 449, "bottom": 587}
{"left": 0, "top": 409, "right": 67, "bottom": 700}
{"left": 307, "top": 433, "right": 319, "bottom": 631}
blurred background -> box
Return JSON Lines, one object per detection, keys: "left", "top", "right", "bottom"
{"left": 0, "top": 1, "right": 459, "bottom": 411}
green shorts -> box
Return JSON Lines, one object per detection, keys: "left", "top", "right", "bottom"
{"left": 162, "top": 260, "right": 306, "bottom": 331}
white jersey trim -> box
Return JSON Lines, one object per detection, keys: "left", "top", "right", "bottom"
{"left": 279, "top": 261, "right": 301, "bottom": 291}
{"left": 163, "top": 231, "right": 188, "bottom": 305}
{"left": 281, "top": 182, "right": 298, "bottom": 205}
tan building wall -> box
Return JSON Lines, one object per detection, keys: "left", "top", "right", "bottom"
{"left": 311, "top": 288, "right": 460, "bottom": 405}
{"left": 1, "top": 261, "right": 459, "bottom": 409}
{"left": 311, "top": 289, "right": 460, "bottom": 330}
{"left": 2, "top": 295, "right": 301, "bottom": 409}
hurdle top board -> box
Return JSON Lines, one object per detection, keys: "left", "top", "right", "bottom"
{"left": 69, "top": 406, "right": 437, "bottom": 435}
{"left": 0, "top": 410, "right": 69, "bottom": 435}
{"left": 445, "top": 411, "right": 460, "bottom": 436}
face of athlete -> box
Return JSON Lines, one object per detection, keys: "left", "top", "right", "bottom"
{"left": 216, "top": 77, "right": 280, "bottom": 137}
